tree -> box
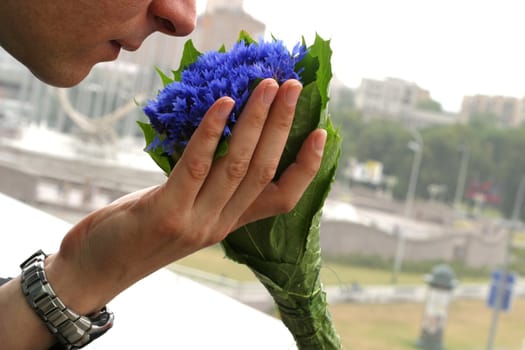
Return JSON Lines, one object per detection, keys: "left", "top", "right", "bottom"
{"left": 416, "top": 99, "right": 442, "bottom": 112}
{"left": 329, "top": 107, "right": 364, "bottom": 179}
{"left": 328, "top": 100, "right": 525, "bottom": 219}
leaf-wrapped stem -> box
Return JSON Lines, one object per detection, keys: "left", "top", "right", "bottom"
{"left": 276, "top": 285, "right": 341, "bottom": 349}
{"left": 223, "top": 114, "right": 343, "bottom": 349}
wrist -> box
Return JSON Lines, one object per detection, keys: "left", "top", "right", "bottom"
{"left": 44, "top": 253, "right": 112, "bottom": 316}
{"left": 20, "top": 250, "right": 114, "bottom": 349}
{"left": 0, "top": 276, "right": 56, "bottom": 350}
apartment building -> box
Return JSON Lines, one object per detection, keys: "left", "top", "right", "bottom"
{"left": 192, "top": 0, "right": 265, "bottom": 51}
{"left": 354, "top": 77, "right": 458, "bottom": 128}
{"left": 355, "top": 77, "right": 431, "bottom": 116}
{"left": 460, "top": 94, "right": 523, "bottom": 127}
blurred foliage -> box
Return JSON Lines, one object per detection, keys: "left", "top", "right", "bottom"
{"left": 328, "top": 99, "right": 525, "bottom": 220}
{"left": 416, "top": 99, "right": 443, "bottom": 112}
{"left": 510, "top": 246, "right": 525, "bottom": 276}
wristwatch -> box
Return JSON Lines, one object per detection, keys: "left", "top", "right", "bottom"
{"left": 20, "top": 250, "right": 114, "bottom": 349}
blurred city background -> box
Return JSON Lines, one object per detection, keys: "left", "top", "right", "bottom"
{"left": 1, "top": 1, "right": 525, "bottom": 349}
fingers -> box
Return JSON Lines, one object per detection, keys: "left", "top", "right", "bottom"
{"left": 161, "top": 77, "right": 324, "bottom": 239}
{"left": 164, "top": 96, "right": 234, "bottom": 209}
{"left": 219, "top": 79, "right": 303, "bottom": 222}
{"left": 234, "top": 128, "right": 327, "bottom": 229}
{"left": 194, "top": 78, "right": 280, "bottom": 214}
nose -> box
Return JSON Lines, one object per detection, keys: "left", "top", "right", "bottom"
{"left": 149, "top": 0, "right": 197, "bottom": 37}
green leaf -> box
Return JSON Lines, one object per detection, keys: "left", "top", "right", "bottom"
{"left": 237, "top": 30, "right": 257, "bottom": 44}
{"left": 309, "top": 34, "right": 333, "bottom": 111}
{"left": 154, "top": 66, "right": 175, "bottom": 88}
{"left": 173, "top": 39, "right": 202, "bottom": 82}
{"left": 296, "top": 49, "right": 319, "bottom": 87}
{"left": 136, "top": 121, "right": 172, "bottom": 175}
{"left": 214, "top": 138, "right": 229, "bottom": 159}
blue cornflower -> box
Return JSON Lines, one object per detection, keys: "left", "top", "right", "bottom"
{"left": 143, "top": 39, "right": 307, "bottom": 156}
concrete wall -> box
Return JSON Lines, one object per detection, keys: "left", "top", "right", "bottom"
{"left": 0, "top": 165, "right": 37, "bottom": 203}
{"left": 463, "top": 231, "right": 507, "bottom": 268}
{"left": 320, "top": 220, "right": 506, "bottom": 268}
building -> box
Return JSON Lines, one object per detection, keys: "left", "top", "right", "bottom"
{"left": 355, "top": 77, "right": 458, "bottom": 127}
{"left": 355, "top": 77, "right": 430, "bottom": 116}
{"left": 460, "top": 94, "right": 523, "bottom": 127}
{"left": 192, "top": 0, "right": 265, "bottom": 51}
{"left": 328, "top": 77, "right": 355, "bottom": 111}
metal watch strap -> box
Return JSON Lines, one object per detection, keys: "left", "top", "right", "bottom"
{"left": 20, "top": 250, "right": 114, "bottom": 350}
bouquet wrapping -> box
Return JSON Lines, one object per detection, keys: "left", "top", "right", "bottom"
{"left": 139, "top": 31, "right": 342, "bottom": 349}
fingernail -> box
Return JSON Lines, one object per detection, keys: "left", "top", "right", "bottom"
{"left": 263, "top": 81, "right": 278, "bottom": 105}
{"left": 285, "top": 82, "right": 302, "bottom": 107}
{"left": 314, "top": 129, "right": 327, "bottom": 155}
{"left": 219, "top": 98, "right": 235, "bottom": 117}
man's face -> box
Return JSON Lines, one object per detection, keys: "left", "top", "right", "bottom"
{"left": 1, "top": 0, "right": 196, "bottom": 87}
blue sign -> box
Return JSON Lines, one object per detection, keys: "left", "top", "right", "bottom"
{"left": 487, "top": 270, "right": 516, "bottom": 312}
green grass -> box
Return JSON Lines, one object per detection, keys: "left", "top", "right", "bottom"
{"left": 330, "top": 299, "right": 525, "bottom": 350}
{"left": 514, "top": 232, "right": 525, "bottom": 246}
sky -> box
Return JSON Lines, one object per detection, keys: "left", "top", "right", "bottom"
{"left": 197, "top": 0, "right": 525, "bottom": 112}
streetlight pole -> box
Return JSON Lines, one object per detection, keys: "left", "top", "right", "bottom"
{"left": 486, "top": 175, "right": 525, "bottom": 350}
{"left": 404, "top": 129, "right": 424, "bottom": 218}
{"left": 453, "top": 144, "right": 470, "bottom": 212}
{"left": 392, "top": 128, "right": 423, "bottom": 284}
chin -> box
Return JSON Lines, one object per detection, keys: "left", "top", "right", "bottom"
{"left": 31, "top": 64, "right": 92, "bottom": 88}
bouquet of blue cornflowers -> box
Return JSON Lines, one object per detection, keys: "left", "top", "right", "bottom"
{"left": 139, "top": 31, "right": 342, "bottom": 349}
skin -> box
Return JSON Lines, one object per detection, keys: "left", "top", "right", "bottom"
{"left": 0, "top": 1, "right": 327, "bottom": 349}
{"left": 0, "top": 0, "right": 197, "bottom": 87}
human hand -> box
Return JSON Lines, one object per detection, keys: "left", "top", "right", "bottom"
{"left": 44, "top": 78, "right": 326, "bottom": 315}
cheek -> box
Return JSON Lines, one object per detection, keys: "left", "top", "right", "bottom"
{"left": 71, "top": 1, "right": 149, "bottom": 38}
{"left": 34, "top": 1, "right": 155, "bottom": 86}
{"left": 103, "top": 1, "right": 150, "bottom": 22}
